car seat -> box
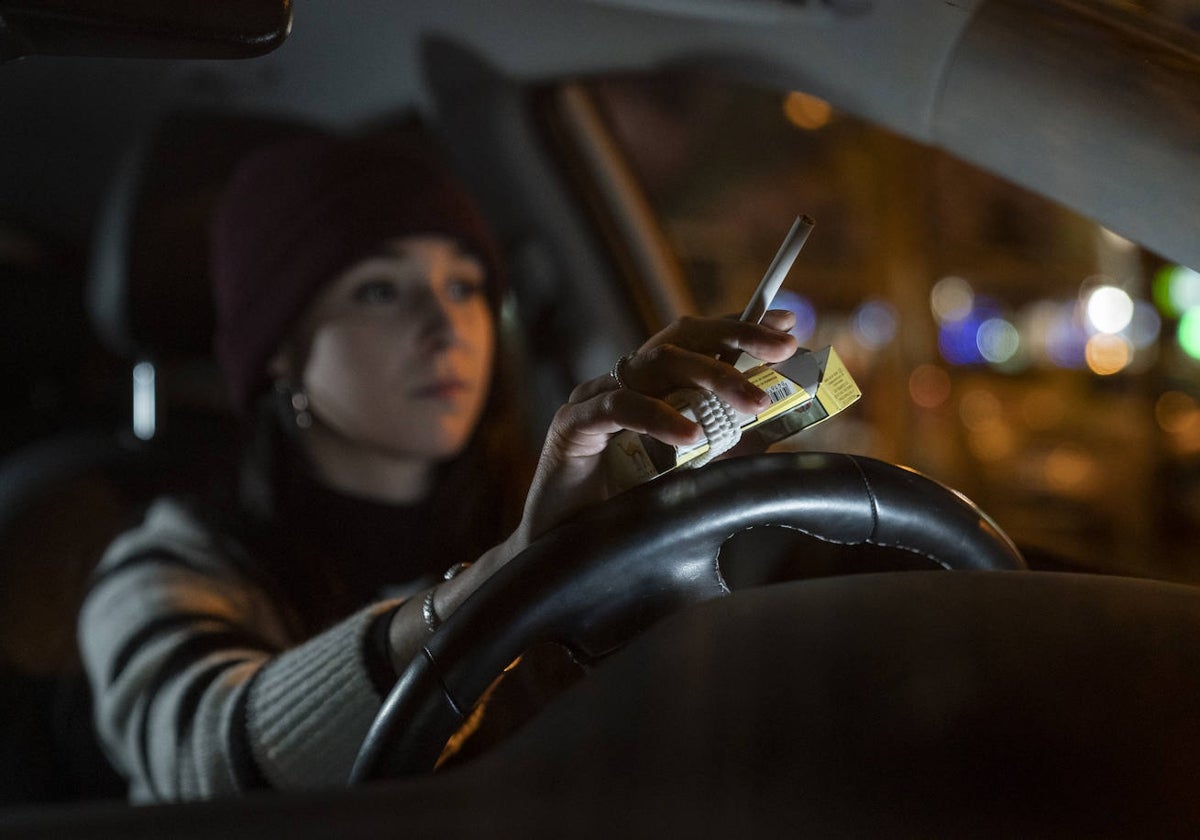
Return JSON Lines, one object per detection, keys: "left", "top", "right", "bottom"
{"left": 0, "top": 108, "right": 316, "bottom": 805}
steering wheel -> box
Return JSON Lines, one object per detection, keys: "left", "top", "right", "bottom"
{"left": 349, "top": 451, "right": 1025, "bottom": 783}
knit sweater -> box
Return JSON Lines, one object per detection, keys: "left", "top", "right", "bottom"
{"left": 78, "top": 497, "right": 406, "bottom": 801}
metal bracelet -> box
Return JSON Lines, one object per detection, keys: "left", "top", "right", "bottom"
{"left": 421, "top": 587, "right": 442, "bottom": 634}
{"left": 443, "top": 561, "right": 471, "bottom": 581}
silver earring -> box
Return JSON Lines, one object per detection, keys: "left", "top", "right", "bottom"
{"left": 275, "top": 380, "right": 313, "bottom": 430}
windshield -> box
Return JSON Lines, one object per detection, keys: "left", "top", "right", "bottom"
{"left": 589, "top": 70, "right": 1200, "bottom": 583}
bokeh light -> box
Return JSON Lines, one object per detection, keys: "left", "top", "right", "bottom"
{"left": 1154, "top": 264, "right": 1200, "bottom": 316}
{"left": 1084, "top": 333, "right": 1132, "bottom": 375}
{"left": 909, "top": 364, "right": 952, "bottom": 409}
{"left": 1155, "top": 390, "right": 1199, "bottom": 434}
{"left": 773, "top": 289, "right": 816, "bottom": 345}
{"left": 967, "top": 420, "right": 1016, "bottom": 462}
{"left": 1045, "top": 303, "right": 1088, "bottom": 369}
{"left": 851, "top": 299, "right": 897, "bottom": 349}
{"left": 1178, "top": 308, "right": 1200, "bottom": 360}
{"left": 959, "top": 388, "right": 1001, "bottom": 430}
{"left": 1045, "top": 444, "right": 1098, "bottom": 495}
{"left": 930, "top": 276, "right": 974, "bottom": 324}
{"left": 1085, "top": 285, "right": 1134, "bottom": 334}
{"left": 976, "top": 317, "right": 1020, "bottom": 364}
{"left": 1127, "top": 300, "right": 1162, "bottom": 349}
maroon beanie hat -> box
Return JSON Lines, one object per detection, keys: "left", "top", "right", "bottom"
{"left": 211, "top": 133, "right": 504, "bottom": 413}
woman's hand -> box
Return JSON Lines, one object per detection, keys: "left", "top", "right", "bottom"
{"left": 510, "top": 309, "right": 799, "bottom": 552}
{"left": 391, "top": 308, "right": 800, "bottom": 669}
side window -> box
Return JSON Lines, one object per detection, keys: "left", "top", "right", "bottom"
{"left": 586, "top": 70, "right": 1198, "bottom": 580}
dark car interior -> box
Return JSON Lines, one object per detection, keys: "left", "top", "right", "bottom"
{"left": 2, "top": 0, "right": 1200, "bottom": 836}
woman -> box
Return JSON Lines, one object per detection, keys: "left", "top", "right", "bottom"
{"left": 78, "top": 132, "right": 798, "bottom": 801}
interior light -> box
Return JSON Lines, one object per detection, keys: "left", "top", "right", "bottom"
{"left": 132, "top": 361, "right": 156, "bottom": 441}
{"left": 782, "top": 91, "right": 833, "bottom": 130}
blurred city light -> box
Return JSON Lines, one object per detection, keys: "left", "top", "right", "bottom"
{"left": 1085, "top": 284, "right": 1134, "bottom": 334}
{"left": 851, "top": 299, "right": 897, "bottom": 349}
{"left": 938, "top": 295, "right": 1003, "bottom": 366}
{"left": 959, "top": 388, "right": 1001, "bottom": 430}
{"left": 1045, "top": 444, "right": 1099, "bottom": 496}
{"left": 1154, "top": 263, "right": 1200, "bottom": 316}
{"left": 967, "top": 417, "right": 1016, "bottom": 462}
{"left": 774, "top": 288, "right": 816, "bottom": 344}
{"left": 1044, "top": 302, "right": 1088, "bottom": 369}
{"left": 1178, "top": 307, "right": 1200, "bottom": 360}
{"left": 1085, "top": 333, "right": 1132, "bottom": 375}
{"left": 908, "top": 363, "right": 951, "bottom": 409}
{"left": 1127, "top": 300, "right": 1162, "bottom": 349}
{"left": 977, "top": 317, "right": 1020, "bottom": 364}
{"left": 1155, "top": 390, "right": 1199, "bottom": 434}
{"left": 930, "top": 276, "right": 974, "bottom": 324}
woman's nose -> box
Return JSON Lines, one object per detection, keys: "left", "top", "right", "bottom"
{"left": 414, "top": 288, "right": 455, "bottom": 350}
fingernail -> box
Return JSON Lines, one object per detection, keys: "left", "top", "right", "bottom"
{"left": 744, "top": 384, "right": 770, "bottom": 407}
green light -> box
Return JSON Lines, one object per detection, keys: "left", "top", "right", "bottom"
{"left": 1177, "top": 307, "right": 1200, "bottom": 359}
{"left": 1155, "top": 264, "right": 1200, "bottom": 317}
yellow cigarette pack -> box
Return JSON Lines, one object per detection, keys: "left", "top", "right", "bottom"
{"left": 604, "top": 345, "right": 861, "bottom": 490}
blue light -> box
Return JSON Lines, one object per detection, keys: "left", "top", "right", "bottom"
{"left": 852, "top": 299, "right": 897, "bottom": 349}
{"left": 774, "top": 289, "right": 817, "bottom": 344}
{"left": 1045, "top": 303, "right": 1088, "bottom": 369}
{"left": 938, "top": 296, "right": 1002, "bottom": 366}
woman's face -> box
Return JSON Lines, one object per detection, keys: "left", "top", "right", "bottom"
{"left": 286, "top": 235, "right": 495, "bottom": 464}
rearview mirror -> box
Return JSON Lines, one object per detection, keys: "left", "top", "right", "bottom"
{"left": 0, "top": 0, "right": 290, "bottom": 62}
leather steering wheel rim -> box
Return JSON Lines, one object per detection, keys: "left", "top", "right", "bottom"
{"left": 349, "top": 451, "right": 1025, "bottom": 783}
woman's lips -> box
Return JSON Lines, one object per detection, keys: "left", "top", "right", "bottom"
{"left": 411, "top": 379, "right": 469, "bottom": 400}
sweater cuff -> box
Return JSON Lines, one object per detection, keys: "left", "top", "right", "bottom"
{"left": 245, "top": 599, "right": 401, "bottom": 789}
{"left": 366, "top": 601, "right": 405, "bottom": 695}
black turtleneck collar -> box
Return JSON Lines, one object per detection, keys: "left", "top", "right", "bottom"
{"left": 262, "top": 451, "right": 444, "bottom": 632}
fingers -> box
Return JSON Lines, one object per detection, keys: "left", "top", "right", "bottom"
{"left": 626, "top": 344, "right": 773, "bottom": 414}
{"left": 641, "top": 312, "right": 798, "bottom": 364}
{"left": 760, "top": 308, "right": 796, "bottom": 334}
{"left": 550, "top": 388, "right": 703, "bottom": 459}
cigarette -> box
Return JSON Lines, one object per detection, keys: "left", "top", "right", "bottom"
{"left": 739, "top": 214, "right": 814, "bottom": 324}
{"left": 718, "top": 215, "right": 814, "bottom": 366}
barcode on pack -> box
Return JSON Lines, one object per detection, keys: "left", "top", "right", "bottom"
{"left": 766, "top": 380, "right": 794, "bottom": 403}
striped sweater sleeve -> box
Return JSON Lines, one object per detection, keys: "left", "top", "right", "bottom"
{"left": 78, "top": 498, "right": 401, "bottom": 802}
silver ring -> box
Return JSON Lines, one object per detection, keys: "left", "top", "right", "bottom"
{"left": 610, "top": 353, "right": 633, "bottom": 389}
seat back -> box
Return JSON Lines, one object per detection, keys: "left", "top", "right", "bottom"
{"left": 0, "top": 109, "right": 317, "bottom": 805}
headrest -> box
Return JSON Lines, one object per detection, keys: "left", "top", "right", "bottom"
{"left": 87, "top": 110, "right": 319, "bottom": 363}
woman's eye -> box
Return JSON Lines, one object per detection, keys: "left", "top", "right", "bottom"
{"left": 353, "top": 280, "right": 398, "bottom": 305}
{"left": 446, "top": 278, "right": 486, "bottom": 302}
